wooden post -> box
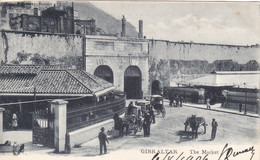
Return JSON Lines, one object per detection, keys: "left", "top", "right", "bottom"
{"left": 0, "top": 107, "right": 5, "bottom": 144}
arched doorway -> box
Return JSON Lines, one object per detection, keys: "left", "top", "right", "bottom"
{"left": 152, "top": 80, "right": 161, "bottom": 95}
{"left": 124, "top": 66, "right": 142, "bottom": 99}
{"left": 94, "top": 65, "right": 114, "bottom": 83}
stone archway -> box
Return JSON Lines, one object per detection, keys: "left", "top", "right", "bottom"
{"left": 94, "top": 65, "right": 114, "bottom": 84}
{"left": 124, "top": 66, "right": 142, "bottom": 99}
{"left": 152, "top": 80, "right": 161, "bottom": 95}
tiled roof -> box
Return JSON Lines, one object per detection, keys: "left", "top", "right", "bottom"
{"left": 67, "top": 69, "right": 113, "bottom": 93}
{"left": 0, "top": 65, "right": 42, "bottom": 75}
{"left": 0, "top": 65, "right": 115, "bottom": 96}
{"left": 0, "top": 65, "right": 63, "bottom": 75}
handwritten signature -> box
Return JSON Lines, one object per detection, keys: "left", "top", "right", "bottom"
{"left": 218, "top": 143, "right": 255, "bottom": 160}
{"left": 151, "top": 143, "right": 255, "bottom": 160}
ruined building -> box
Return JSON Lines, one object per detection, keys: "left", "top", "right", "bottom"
{"left": 8, "top": 4, "right": 99, "bottom": 35}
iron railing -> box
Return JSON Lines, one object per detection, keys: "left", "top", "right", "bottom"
{"left": 66, "top": 95, "right": 125, "bottom": 132}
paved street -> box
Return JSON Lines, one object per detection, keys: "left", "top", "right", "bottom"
{"left": 1, "top": 102, "right": 260, "bottom": 159}
{"left": 70, "top": 102, "right": 260, "bottom": 157}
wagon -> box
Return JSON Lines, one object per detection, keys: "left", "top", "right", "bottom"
{"left": 135, "top": 100, "right": 150, "bottom": 116}
{"left": 124, "top": 105, "right": 143, "bottom": 135}
{"left": 150, "top": 95, "right": 166, "bottom": 118}
{"left": 184, "top": 116, "right": 207, "bottom": 134}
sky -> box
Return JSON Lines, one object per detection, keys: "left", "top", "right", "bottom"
{"left": 90, "top": 1, "right": 260, "bottom": 45}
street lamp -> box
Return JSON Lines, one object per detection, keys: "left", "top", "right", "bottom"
{"left": 243, "top": 83, "right": 247, "bottom": 115}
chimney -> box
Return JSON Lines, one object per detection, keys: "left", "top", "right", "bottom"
{"left": 121, "top": 15, "right": 126, "bottom": 37}
{"left": 138, "top": 20, "right": 143, "bottom": 38}
{"left": 33, "top": 8, "right": 38, "bottom": 16}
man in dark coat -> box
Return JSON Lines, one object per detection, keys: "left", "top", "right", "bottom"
{"left": 98, "top": 127, "right": 109, "bottom": 155}
{"left": 211, "top": 118, "right": 218, "bottom": 140}
{"left": 239, "top": 100, "right": 243, "bottom": 112}
{"left": 149, "top": 107, "right": 155, "bottom": 124}
{"left": 143, "top": 112, "right": 151, "bottom": 137}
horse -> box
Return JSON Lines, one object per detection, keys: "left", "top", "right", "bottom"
{"left": 189, "top": 115, "right": 199, "bottom": 139}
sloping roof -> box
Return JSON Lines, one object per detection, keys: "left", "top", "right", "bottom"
{"left": 0, "top": 65, "right": 115, "bottom": 96}
{"left": 0, "top": 65, "right": 62, "bottom": 75}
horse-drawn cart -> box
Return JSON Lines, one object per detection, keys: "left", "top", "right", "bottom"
{"left": 123, "top": 105, "right": 143, "bottom": 135}
{"left": 184, "top": 115, "right": 207, "bottom": 135}
{"left": 150, "top": 95, "right": 166, "bottom": 118}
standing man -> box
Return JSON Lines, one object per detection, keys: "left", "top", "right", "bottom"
{"left": 206, "top": 98, "right": 211, "bottom": 109}
{"left": 211, "top": 118, "right": 218, "bottom": 140}
{"left": 180, "top": 96, "right": 183, "bottom": 107}
{"left": 98, "top": 127, "right": 109, "bottom": 155}
{"left": 149, "top": 107, "right": 155, "bottom": 124}
{"left": 143, "top": 112, "right": 151, "bottom": 137}
{"left": 239, "top": 100, "right": 243, "bottom": 112}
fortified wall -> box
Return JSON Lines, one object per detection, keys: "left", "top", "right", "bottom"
{"left": 0, "top": 30, "right": 84, "bottom": 69}
{"left": 148, "top": 40, "right": 260, "bottom": 89}
{"left": 1, "top": 30, "right": 259, "bottom": 96}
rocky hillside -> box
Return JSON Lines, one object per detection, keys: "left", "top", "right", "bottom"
{"left": 149, "top": 59, "right": 260, "bottom": 87}
{"left": 74, "top": 2, "right": 138, "bottom": 37}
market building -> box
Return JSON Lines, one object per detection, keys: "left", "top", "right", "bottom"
{"left": 0, "top": 65, "right": 125, "bottom": 130}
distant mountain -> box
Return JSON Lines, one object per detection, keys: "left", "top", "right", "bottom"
{"left": 74, "top": 2, "right": 138, "bottom": 37}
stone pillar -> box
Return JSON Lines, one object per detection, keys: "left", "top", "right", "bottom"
{"left": 51, "top": 99, "right": 68, "bottom": 152}
{"left": 0, "top": 107, "right": 5, "bottom": 144}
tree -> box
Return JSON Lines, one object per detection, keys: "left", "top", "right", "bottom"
{"left": 30, "top": 53, "right": 45, "bottom": 65}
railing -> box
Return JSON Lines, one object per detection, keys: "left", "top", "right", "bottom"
{"left": 66, "top": 94, "right": 126, "bottom": 132}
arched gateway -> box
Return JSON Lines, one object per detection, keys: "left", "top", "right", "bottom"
{"left": 94, "top": 65, "right": 114, "bottom": 84}
{"left": 124, "top": 66, "right": 142, "bottom": 99}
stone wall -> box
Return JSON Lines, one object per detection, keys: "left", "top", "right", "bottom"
{"left": 149, "top": 40, "right": 260, "bottom": 63}
{"left": 0, "top": 30, "right": 84, "bottom": 69}
{"left": 148, "top": 40, "right": 260, "bottom": 90}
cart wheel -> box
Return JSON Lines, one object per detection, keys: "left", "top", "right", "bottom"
{"left": 162, "top": 108, "right": 166, "bottom": 118}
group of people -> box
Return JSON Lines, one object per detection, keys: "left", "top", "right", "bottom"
{"left": 169, "top": 95, "right": 184, "bottom": 107}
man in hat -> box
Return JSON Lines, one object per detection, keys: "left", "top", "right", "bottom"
{"left": 143, "top": 112, "right": 151, "bottom": 137}
{"left": 98, "top": 127, "right": 109, "bottom": 155}
{"left": 211, "top": 118, "right": 218, "bottom": 140}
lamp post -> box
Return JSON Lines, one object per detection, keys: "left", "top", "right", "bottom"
{"left": 243, "top": 83, "right": 247, "bottom": 115}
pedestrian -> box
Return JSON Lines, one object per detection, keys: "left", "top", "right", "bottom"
{"left": 143, "top": 112, "right": 151, "bottom": 137}
{"left": 206, "top": 98, "right": 211, "bottom": 109}
{"left": 180, "top": 96, "right": 183, "bottom": 107}
{"left": 239, "top": 100, "right": 242, "bottom": 112}
{"left": 244, "top": 104, "right": 247, "bottom": 115}
{"left": 169, "top": 94, "right": 174, "bottom": 107}
{"left": 128, "top": 101, "right": 134, "bottom": 115}
{"left": 98, "top": 127, "right": 109, "bottom": 155}
{"left": 12, "top": 112, "right": 18, "bottom": 130}
{"left": 149, "top": 107, "right": 155, "bottom": 124}
{"left": 211, "top": 118, "right": 218, "bottom": 140}
{"left": 176, "top": 96, "right": 179, "bottom": 107}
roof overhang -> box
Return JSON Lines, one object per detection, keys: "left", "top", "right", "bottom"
{"left": 94, "top": 86, "right": 117, "bottom": 97}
